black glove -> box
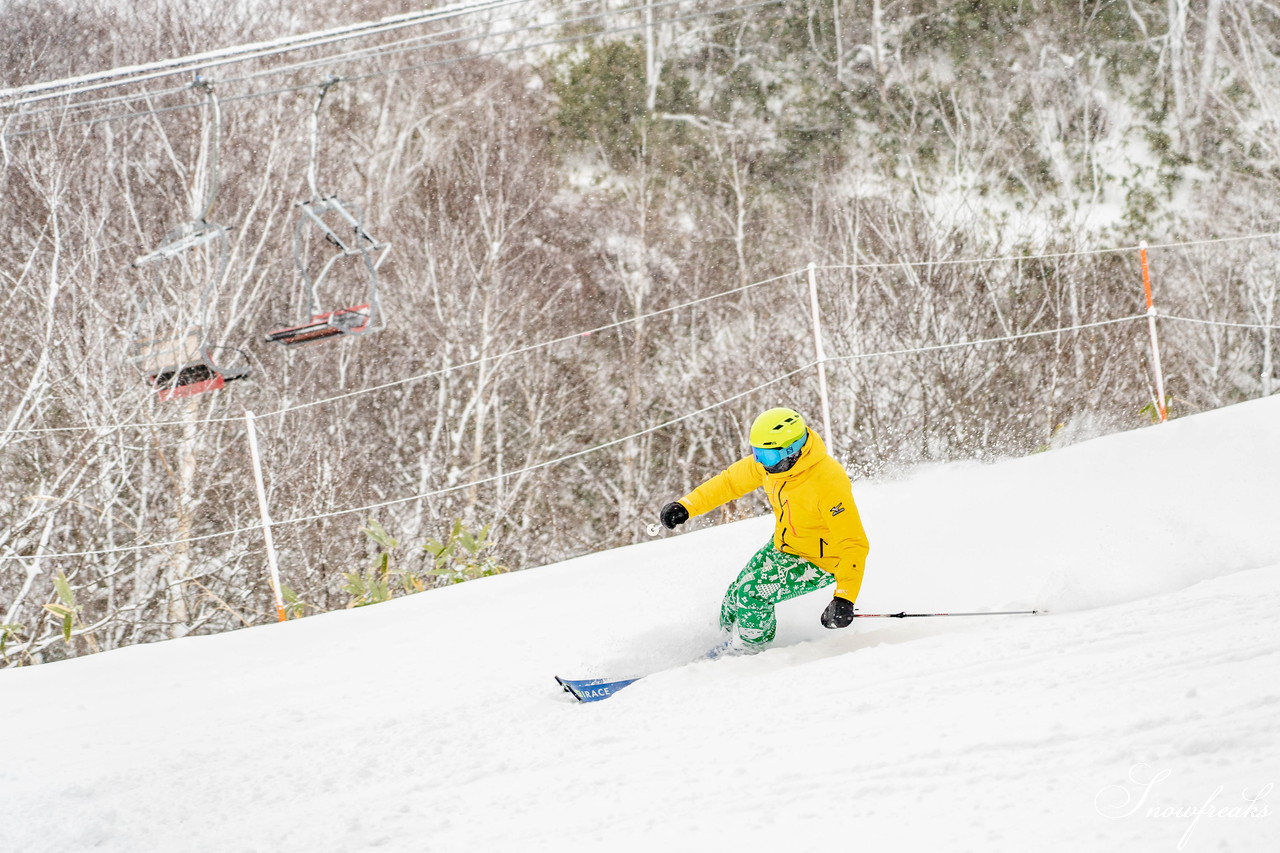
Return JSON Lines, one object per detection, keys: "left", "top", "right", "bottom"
{"left": 821, "top": 596, "right": 856, "bottom": 629}
{"left": 660, "top": 501, "right": 689, "bottom": 530}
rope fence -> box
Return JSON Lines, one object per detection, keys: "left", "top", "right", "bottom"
{"left": 1161, "top": 315, "right": 1280, "bottom": 331}
{"left": 0, "top": 311, "right": 1174, "bottom": 562}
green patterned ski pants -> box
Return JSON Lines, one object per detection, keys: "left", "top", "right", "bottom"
{"left": 720, "top": 541, "right": 835, "bottom": 646}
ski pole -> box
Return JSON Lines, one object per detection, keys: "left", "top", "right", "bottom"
{"left": 854, "top": 609, "right": 1043, "bottom": 619}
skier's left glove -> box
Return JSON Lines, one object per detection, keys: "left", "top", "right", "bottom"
{"left": 821, "top": 596, "right": 856, "bottom": 629}
{"left": 660, "top": 501, "right": 689, "bottom": 530}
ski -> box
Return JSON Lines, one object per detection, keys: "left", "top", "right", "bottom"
{"left": 555, "top": 675, "right": 641, "bottom": 703}
{"left": 557, "top": 637, "right": 738, "bottom": 702}
{"left": 556, "top": 629, "right": 803, "bottom": 703}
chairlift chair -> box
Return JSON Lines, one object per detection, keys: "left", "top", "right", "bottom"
{"left": 127, "top": 77, "right": 251, "bottom": 400}
{"left": 266, "top": 78, "right": 390, "bottom": 348}
{"left": 264, "top": 195, "right": 389, "bottom": 347}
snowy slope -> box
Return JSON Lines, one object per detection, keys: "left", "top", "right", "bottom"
{"left": 3, "top": 397, "right": 1279, "bottom": 853}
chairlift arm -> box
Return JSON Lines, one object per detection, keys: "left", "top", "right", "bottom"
{"left": 305, "top": 76, "right": 341, "bottom": 203}
{"left": 193, "top": 78, "right": 222, "bottom": 225}
{"left": 133, "top": 221, "right": 230, "bottom": 266}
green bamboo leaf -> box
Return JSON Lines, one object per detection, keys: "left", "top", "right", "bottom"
{"left": 43, "top": 603, "right": 74, "bottom": 620}
{"left": 282, "top": 586, "right": 306, "bottom": 619}
{"left": 362, "top": 519, "right": 397, "bottom": 550}
{"left": 53, "top": 573, "right": 76, "bottom": 608}
{"left": 341, "top": 573, "right": 368, "bottom": 602}
{"left": 0, "top": 623, "right": 22, "bottom": 656}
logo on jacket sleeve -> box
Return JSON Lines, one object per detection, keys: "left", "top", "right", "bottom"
{"left": 830, "top": 502, "right": 845, "bottom": 517}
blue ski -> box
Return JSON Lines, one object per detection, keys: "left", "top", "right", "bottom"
{"left": 557, "top": 637, "right": 744, "bottom": 701}
{"left": 555, "top": 675, "right": 641, "bottom": 702}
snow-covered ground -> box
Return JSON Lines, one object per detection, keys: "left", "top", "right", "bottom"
{"left": 3, "top": 397, "right": 1279, "bottom": 852}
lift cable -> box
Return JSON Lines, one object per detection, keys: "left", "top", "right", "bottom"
{"left": 0, "top": 0, "right": 536, "bottom": 108}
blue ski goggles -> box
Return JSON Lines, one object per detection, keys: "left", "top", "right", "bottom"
{"left": 752, "top": 432, "right": 807, "bottom": 468}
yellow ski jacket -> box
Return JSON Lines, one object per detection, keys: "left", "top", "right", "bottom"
{"left": 678, "top": 430, "right": 870, "bottom": 602}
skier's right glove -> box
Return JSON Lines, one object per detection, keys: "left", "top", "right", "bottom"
{"left": 660, "top": 501, "right": 690, "bottom": 530}
{"left": 821, "top": 596, "right": 856, "bottom": 629}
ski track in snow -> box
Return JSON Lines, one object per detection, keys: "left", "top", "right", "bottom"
{"left": 3, "top": 396, "right": 1280, "bottom": 852}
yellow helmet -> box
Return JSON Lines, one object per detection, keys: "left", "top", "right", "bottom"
{"left": 749, "top": 407, "right": 807, "bottom": 448}
{"left": 750, "top": 408, "right": 808, "bottom": 472}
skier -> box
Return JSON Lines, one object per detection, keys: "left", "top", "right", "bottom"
{"left": 660, "top": 407, "right": 869, "bottom": 652}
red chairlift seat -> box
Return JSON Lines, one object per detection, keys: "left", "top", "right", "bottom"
{"left": 129, "top": 326, "right": 250, "bottom": 402}
{"left": 264, "top": 303, "right": 372, "bottom": 347}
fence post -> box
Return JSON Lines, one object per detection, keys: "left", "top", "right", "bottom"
{"left": 1138, "top": 242, "right": 1169, "bottom": 422}
{"left": 244, "top": 410, "right": 288, "bottom": 622}
{"left": 807, "top": 262, "right": 834, "bottom": 442}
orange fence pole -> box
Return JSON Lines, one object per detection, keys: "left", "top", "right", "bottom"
{"left": 1138, "top": 242, "right": 1168, "bottom": 423}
